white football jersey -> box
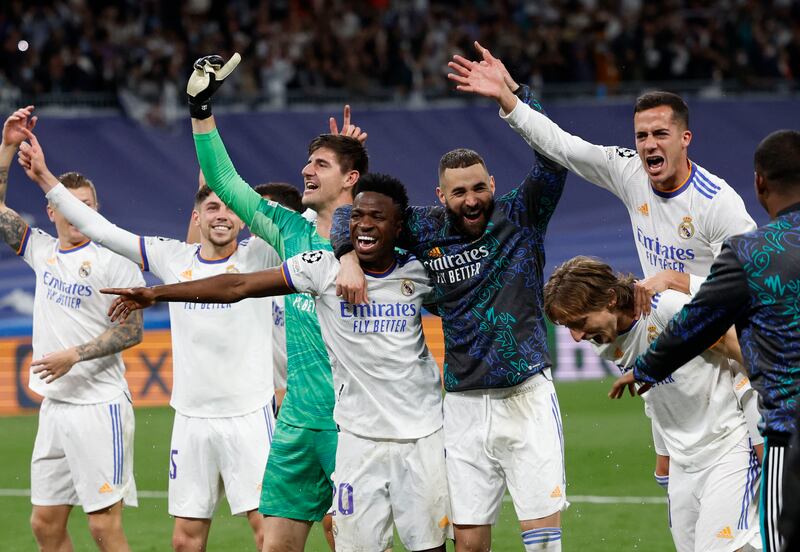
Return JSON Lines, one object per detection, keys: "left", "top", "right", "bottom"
{"left": 502, "top": 101, "right": 756, "bottom": 291}
{"left": 595, "top": 290, "right": 751, "bottom": 471}
{"left": 283, "top": 250, "right": 442, "bottom": 440}
{"left": 19, "top": 228, "right": 144, "bottom": 403}
{"left": 141, "top": 236, "right": 280, "bottom": 417}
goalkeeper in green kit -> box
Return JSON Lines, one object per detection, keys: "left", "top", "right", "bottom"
{"left": 186, "top": 54, "right": 368, "bottom": 551}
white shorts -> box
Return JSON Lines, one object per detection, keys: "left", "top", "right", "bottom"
{"left": 332, "top": 428, "right": 450, "bottom": 551}
{"left": 168, "top": 404, "right": 274, "bottom": 518}
{"left": 669, "top": 436, "right": 761, "bottom": 552}
{"left": 31, "top": 394, "right": 137, "bottom": 513}
{"left": 443, "top": 370, "right": 567, "bottom": 525}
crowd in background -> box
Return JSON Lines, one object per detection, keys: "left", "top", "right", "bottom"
{"left": 1, "top": 0, "right": 799, "bottom": 122}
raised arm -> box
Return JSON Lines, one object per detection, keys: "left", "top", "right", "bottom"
{"left": 448, "top": 42, "right": 624, "bottom": 193}
{"left": 31, "top": 310, "right": 143, "bottom": 384}
{"left": 18, "top": 131, "right": 142, "bottom": 263}
{"left": 102, "top": 267, "right": 292, "bottom": 322}
{"left": 0, "top": 106, "right": 37, "bottom": 252}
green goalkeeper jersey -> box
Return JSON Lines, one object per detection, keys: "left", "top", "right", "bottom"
{"left": 195, "top": 129, "right": 335, "bottom": 430}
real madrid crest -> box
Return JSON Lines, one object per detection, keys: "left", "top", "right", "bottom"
{"left": 647, "top": 325, "right": 658, "bottom": 343}
{"left": 678, "top": 216, "right": 694, "bottom": 239}
{"left": 401, "top": 279, "right": 415, "bottom": 296}
{"left": 78, "top": 261, "right": 92, "bottom": 278}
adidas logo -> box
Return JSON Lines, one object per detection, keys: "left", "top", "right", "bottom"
{"left": 637, "top": 203, "right": 649, "bottom": 216}
{"left": 98, "top": 482, "right": 113, "bottom": 494}
{"left": 550, "top": 486, "right": 562, "bottom": 498}
{"left": 735, "top": 378, "right": 750, "bottom": 390}
{"left": 614, "top": 347, "right": 624, "bottom": 360}
{"left": 180, "top": 269, "right": 193, "bottom": 280}
{"left": 716, "top": 526, "right": 733, "bottom": 539}
{"left": 438, "top": 515, "right": 450, "bottom": 528}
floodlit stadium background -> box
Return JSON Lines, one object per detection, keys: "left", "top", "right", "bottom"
{"left": 1, "top": 1, "right": 798, "bottom": 550}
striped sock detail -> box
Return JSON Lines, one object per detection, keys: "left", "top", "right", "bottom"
{"left": 522, "top": 527, "right": 562, "bottom": 550}
{"left": 654, "top": 473, "right": 669, "bottom": 491}
{"left": 760, "top": 440, "right": 785, "bottom": 552}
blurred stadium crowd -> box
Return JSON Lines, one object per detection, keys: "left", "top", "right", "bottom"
{"left": 1, "top": 0, "right": 799, "bottom": 121}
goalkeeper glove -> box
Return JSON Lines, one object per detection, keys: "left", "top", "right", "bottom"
{"left": 186, "top": 53, "right": 241, "bottom": 119}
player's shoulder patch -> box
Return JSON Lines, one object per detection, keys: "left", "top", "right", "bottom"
{"left": 300, "top": 250, "right": 326, "bottom": 264}
{"left": 611, "top": 147, "right": 638, "bottom": 159}
{"left": 150, "top": 235, "right": 180, "bottom": 245}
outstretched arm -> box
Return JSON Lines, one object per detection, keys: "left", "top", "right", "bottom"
{"left": 0, "top": 106, "right": 37, "bottom": 252}
{"left": 449, "top": 43, "right": 626, "bottom": 195}
{"left": 18, "top": 130, "right": 143, "bottom": 263}
{"left": 102, "top": 267, "right": 293, "bottom": 322}
{"left": 32, "top": 310, "right": 143, "bottom": 384}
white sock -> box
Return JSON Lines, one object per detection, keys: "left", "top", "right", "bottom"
{"left": 521, "top": 527, "right": 562, "bottom": 551}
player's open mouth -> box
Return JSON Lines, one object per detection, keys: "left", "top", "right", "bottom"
{"left": 304, "top": 181, "right": 319, "bottom": 192}
{"left": 355, "top": 235, "right": 378, "bottom": 252}
{"left": 646, "top": 156, "right": 664, "bottom": 172}
{"left": 211, "top": 225, "right": 230, "bottom": 231}
{"left": 463, "top": 211, "right": 482, "bottom": 223}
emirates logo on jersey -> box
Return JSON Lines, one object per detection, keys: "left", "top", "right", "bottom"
{"left": 78, "top": 261, "right": 92, "bottom": 278}
{"left": 401, "top": 279, "right": 415, "bottom": 296}
{"left": 678, "top": 216, "right": 695, "bottom": 239}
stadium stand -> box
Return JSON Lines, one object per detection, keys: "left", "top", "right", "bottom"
{"left": 0, "top": 0, "right": 798, "bottom": 119}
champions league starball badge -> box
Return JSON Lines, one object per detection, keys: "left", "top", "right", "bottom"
{"left": 401, "top": 279, "right": 415, "bottom": 296}
{"left": 301, "top": 250, "right": 324, "bottom": 264}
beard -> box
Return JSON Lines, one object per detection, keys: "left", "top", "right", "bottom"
{"left": 447, "top": 197, "right": 495, "bottom": 239}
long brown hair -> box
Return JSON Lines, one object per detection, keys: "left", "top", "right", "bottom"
{"left": 544, "top": 256, "right": 636, "bottom": 323}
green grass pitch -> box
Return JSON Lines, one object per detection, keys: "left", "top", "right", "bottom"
{"left": 0, "top": 380, "right": 674, "bottom": 550}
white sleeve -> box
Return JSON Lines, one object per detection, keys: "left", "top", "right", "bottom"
{"left": 688, "top": 273, "right": 706, "bottom": 296}
{"left": 500, "top": 99, "right": 641, "bottom": 200}
{"left": 704, "top": 186, "right": 757, "bottom": 248}
{"left": 105, "top": 253, "right": 146, "bottom": 289}
{"left": 282, "top": 250, "right": 335, "bottom": 295}
{"left": 689, "top": 187, "right": 756, "bottom": 296}
{"left": 240, "top": 236, "right": 282, "bottom": 269}
{"left": 18, "top": 226, "right": 54, "bottom": 268}
{"left": 139, "top": 236, "right": 192, "bottom": 279}
{"left": 650, "top": 290, "right": 691, "bottom": 331}
{"left": 46, "top": 184, "right": 142, "bottom": 264}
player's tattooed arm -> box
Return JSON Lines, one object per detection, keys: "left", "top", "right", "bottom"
{"left": 31, "top": 310, "right": 143, "bottom": 383}
{"left": 0, "top": 164, "right": 8, "bottom": 204}
{"left": 76, "top": 309, "right": 144, "bottom": 361}
{"left": 1, "top": 105, "right": 38, "bottom": 204}
{"left": 0, "top": 207, "right": 28, "bottom": 251}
